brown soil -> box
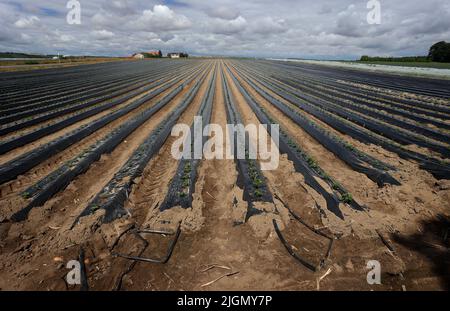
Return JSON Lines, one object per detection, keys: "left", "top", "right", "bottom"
{"left": 0, "top": 65, "right": 204, "bottom": 218}
{"left": 0, "top": 76, "right": 169, "bottom": 144}
{"left": 0, "top": 66, "right": 204, "bottom": 219}
{"left": 0, "top": 59, "right": 449, "bottom": 291}
{"left": 0, "top": 67, "right": 201, "bottom": 163}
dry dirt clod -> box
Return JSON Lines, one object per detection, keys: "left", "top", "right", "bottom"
{"left": 436, "top": 180, "right": 450, "bottom": 191}
{"left": 345, "top": 259, "right": 354, "bottom": 272}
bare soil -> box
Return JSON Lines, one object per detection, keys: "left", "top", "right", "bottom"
{"left": 0, "top": 60, "right": 449, "bottom": 291}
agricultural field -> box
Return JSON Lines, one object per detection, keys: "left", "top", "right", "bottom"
{"left": 355, "top": 61, "right": 450, "bottom": 70}
{"left": 0, "top": 58, "right": 449, "bottom": 291}
{"left": 0, "top": 57, "right": 127, "bottom": 73}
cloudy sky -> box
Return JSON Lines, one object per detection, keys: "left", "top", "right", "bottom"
{"left": 1, "top": 0, "right": 449, "bottom": 59}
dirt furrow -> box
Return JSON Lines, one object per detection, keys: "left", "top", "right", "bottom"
{"left": 78, "top": 63, "right": 216, "bottom": 290}
{"left": 230, "top": 62, "right": 448, "bottom": 238}
{"left": 0, "top": 66, "right": 200, "bottom": 163}
{"left": 0, "top": 64, "right": 214, "bottom": 290}
{"left": 0, "top": 59, "right": 448, "bottom": 291}
{"left": 0, "top": 66, "right": 205, "bottom": 201}
{"left": 0, "top": 65, "right": 205, "bottom": 220}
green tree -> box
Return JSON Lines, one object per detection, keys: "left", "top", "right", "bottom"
{"left": 428, "top": 41, "right": 450, "bottom": 62}
{"left": 360, "top": 55, "right": 369, "bottom": 61}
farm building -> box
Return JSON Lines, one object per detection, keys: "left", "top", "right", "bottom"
{"left": 132, "top": 53, "right": 145, "bottom": 59}
{"left": 168, "top": 52, "right": 188, "bottom": 58}
{"left": 132, "top": 51, "right": 162, "bottom": 59}
{"left": 145, "top": 50, "right": 162, "bottom": 57}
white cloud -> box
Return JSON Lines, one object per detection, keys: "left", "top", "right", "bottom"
{"left": 59, "top": 34, "right": 74, "bottom": 43}
{"left": 20, "top": 33, "right": 32, "bottom": 42}
{"left": 14, "top": 16, "right": 40, "bottom": 29}
{"left": 211, "top": 16, "right": 247, "bottom": 35}
{"left": 92, "top": 30, "right": 115, "bottom": 40}
{"left": 129, "top": 5, "right": 191, "bottom": 31}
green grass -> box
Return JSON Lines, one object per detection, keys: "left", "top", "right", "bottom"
{"left": 355, "top": 61, "right": 450, "bottom": 70}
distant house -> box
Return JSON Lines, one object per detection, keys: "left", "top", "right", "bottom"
{"left": 168, "top": 52, "right": 188, "bottom": 59}
{"left": 145, "top": 50, "right": 162, "bottom": 57}
{"left": 132, "top": 50, "right": 162, "bottom": 59}
{"left": 133, "top": 53, "right": 145, "bottom": 59}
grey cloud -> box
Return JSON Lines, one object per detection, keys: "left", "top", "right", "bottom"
{"left": 333, "top": 4, "right": 367, "bottom": 38}
{"left": 160, "top": 33, "right": 175, "bottom": 42}
{"left": 0, "top": 0, "right": 449, "bottom": 59}
{"left": 210, "top": 16, "right": 247, "bottom": 35}
{"left": 105, "top": 0, "right": 137, "bottom": 15}
{"left": 207, "top": 6, "right": 240, "bottom": 20}
{"left": 250, "top": 17, "right": 287, "bottom": 35}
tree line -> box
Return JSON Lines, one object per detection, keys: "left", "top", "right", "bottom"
{"left": 360, "top": 41, "right": 450, "bottom": 63}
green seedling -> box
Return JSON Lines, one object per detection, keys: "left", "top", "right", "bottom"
{"left": 331, "top": 181, "right": 341, "bottom": 191}
{"left": 179, "top": 191, "right": 187, "bottom": 198}
{"left": 253, "top": 178, "right": 263, "bottom": 188}
{"left": 254, "top": 189, "right": 263, "bottom": 198}
{"left": 340, "top": 193, "right": 354, "bottom": 204}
